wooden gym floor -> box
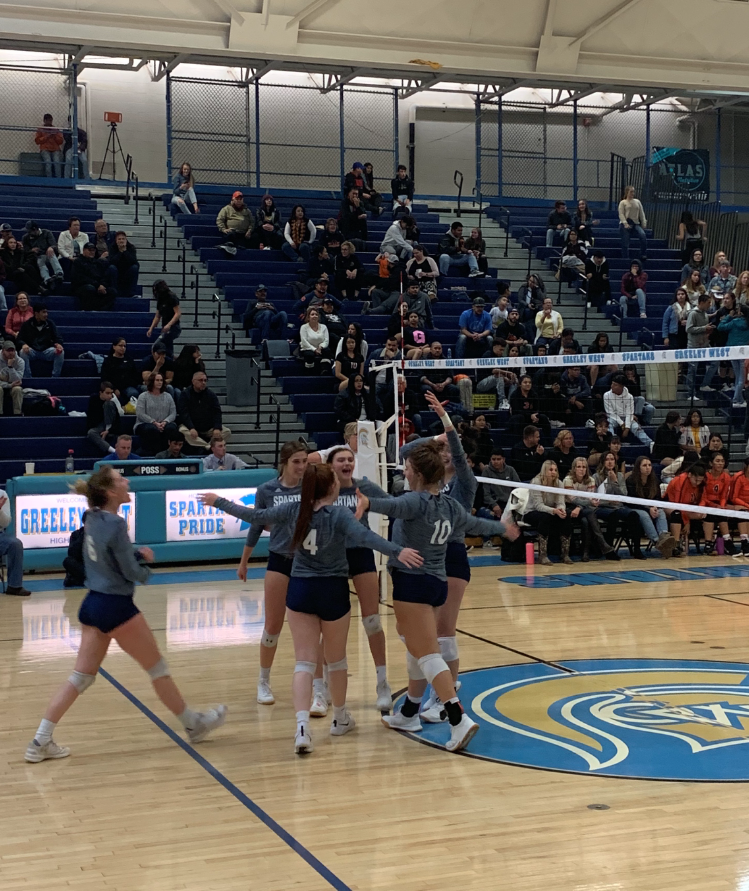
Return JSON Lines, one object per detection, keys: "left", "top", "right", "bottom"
{"left": 3, "top": 554, "right": 749, "bottom": 890}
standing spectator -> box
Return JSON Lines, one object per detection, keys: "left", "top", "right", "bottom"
{"left": 680, "top": 248, "right": 709, "bottom": 287}
{"left": 319, "top": 218, "right": 344, "bottom": 257}
{"left": 362, "top": 162, "right": 384, "bottom": 215}
{"left": 172, "top": 344, "right": 205, "bottom": 394}
{"left": 92, "top": 219, "right": 114, "bottom": 259}
{"left": 438, "top": 222, "right": 481, "bottom": 278}
{"left": 391, "top": 164, "right": 414, "bottom": 216}
{"left": 147, "top": 280, "right": 182, "bottom": 356}
{"left": 585, "top": 251, "right": 611, "bottom": 308}
{"left": 534, "top": 297, "right": 564, "bottom": 346}
{"left": 34, "top": 114, "right": 63, "bottom": 178}
{"left": 620, "top": 260, "right": 648, "bottom": 318}
{"left": 680, "top": 409, "right": 710, "bottom": 453}
{"left": 216, "top": 191, "right": 254, "bottom": 255}
{"left": 86, "top": 381, "right": 119, "bottom": 456}
{"left": 203, "top": 435, "right": 249, "bottom": 471}
{"left": 242, "top": 285, "right": 288, "bottom": 341}
{"left": 135, "top": 372, "right": 178, "bottom": 455}
{"left": 573, "top": 198, "right": 597, "bottom": 244}
{"left": 1, "top": 236, "right": 40, "bottom": 295}
{"left": 17, "top": 303, "right": 64, "bottom": 377}
{"left": 283, "top": 205, "right": 316, "bottom": 263}
{"left": 707, "top": 260, "right": 737, "bottom": 300}
{"left": 4, "top": 291, "right": 33, "bottom": 348}
{"left": 140, "top": 343, "right": 175, "bottom": 394}
{"left": 625, "top": 455, "right": 676, "bottom": 557}
{"left": 456, "top": 296, "right": 492, "bottom": 359}
{"left": 545, "top": 200, "right": 571, "bottom": 247}
{"left": 299, "top": 307, "right": 332, "bottom": 374}
{"left": 700, "top": 452, "right": 735, "bottom": 555}
{"left": 677, "top": 211, "right": 707, "bottom": 265}
{"left": 63, "top": 124, "right": 88, "bottom": 179}
{"left": 509, "top": 424, "right": 545, "bottom": 481}
{"left": 22, "top": 220, "right": 63, "bottom": 291}
{"left": 178, "top": 371, "right": 230, "bottom": 450}
{"left": 250, "top": 195, "right": 282, "bottom": 249}
{"left": 339, "top": 189, "right": 368, "bottom": 250}
{"left": 603, "top": 374, "right": 653, "bottom": 447}
{"left": 465, "top": 228, "right": 488, "bottom": 275}
{"left": 0, "top": 341, "right": 25, "bottom": 416}
{"left": 171, "top": 162, "right": 199, "bottom": 214}
{"left": 686, "top": 293, "right": 718, "bottom": 396}
{"left": 108, "top": 231, "right": 140, "bottom": 297}
{"left": 525, "top": 460, "right": 574, "bottom": 564}
{"left": 379, "top": 215, "right": 414, "bottom": 261}
{"left": 334, "top": 242, "right": 363, "bottom": 299}
{"left": 509, "top": 375, "right": 551, "bottom": 438}
{"left": 652, "top": 410, "right": 683, "bottom": 466}
{"left": 0, "top": 487, "right": 31, "bottom": 596}
{"left": 57, "top": 216, "right": 89, "bottom": 274}
{"left": 618, "top": 185, "right": 648, "bottom": 261}
{"left": 662, "top": 288, "right": 690, "bottom": 349}
{"left": 71, "top": 242, "right": 117, "bottom": 311}
{"left": 482, "top": 449, "right": 520, "bottom": 517}
{"left": 101, "top": 337, "right": 139, "bottom": 404}
{"left": 718, "top": 304, "right": 749, "bottom": 407}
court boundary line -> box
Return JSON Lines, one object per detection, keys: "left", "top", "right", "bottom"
{"left": 97, "top": 666, "right": 353, "bottom": 891}
{"left": 708, "top": 595, "right": 749, "bottom": 608}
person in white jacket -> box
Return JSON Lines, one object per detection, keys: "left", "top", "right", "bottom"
{"left": 379, "top": 216, "right": 413, "bottom": 261}
{"left": 0, "top": 487, "right": 31, "bottom": 596}
{"left": 57, "top": 216, "right": 89, "bottom": 274}
{"left": 603, "top": 374, "right": 653, "bottom": 446}
{"left": 299, "top": 307, "right": 332, "bottom": 373}
{"left": 618, "top": 185, "right": 648, "bottom": 261}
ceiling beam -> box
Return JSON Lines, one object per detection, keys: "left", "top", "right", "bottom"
{"left": 246, "top": 62, "right": 275, "bottom": 84}
{"left": 398, "top": 73, "right": 449, "bottom": 99}
{"left": 569, "top": 0, "right": 647, "bottom": 49}
{"left": 151, "top": 53, "right": 187, "bottom": 82}
{"left": 542, "top": 0, "right": 558, "bottom": 38}
{"left": 479, "top": 79, "right": 532, "bottom": 102}
{"left": 211, "top": 0, "right": 244, "bottom": 25}
{"left": 319, "top": 67, "right": 367, "bottom": 93}
{"left": 548, "top": 85, "right": 602, "bottom": 108}
{"left": 286, "top": 0, "right": 344, "bottom": 29}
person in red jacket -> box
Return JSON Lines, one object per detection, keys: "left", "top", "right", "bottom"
{"left": 665, "top": 463, "right": 706, "bottom": 555}
{"left": 700, "top": 452, "right": 735, "bottom": 555}
{"left": 620, "top": 260, "right": 648, "bottom": 319}
{"left": 34, "top": 114, "right": 64, "bottom": 178}
{"left": 729, "top": 458, "right": 749, "bottom": 557}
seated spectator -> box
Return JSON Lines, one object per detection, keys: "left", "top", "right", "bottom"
{"left": 22, "top": 220, "right": 63, "bottom": 291}
{"left": 559, "top": 366, "right": 591, "bottom": 425}
{"left": 71, "top": 242, "right": 117, "bottom": 311}
{"left": 92, "top": 218, "right": 114, "bottom": 259}
{"left": 495, "top": 308, "right": 531, "bottom": 353}
{"left": 456, "top": 296, "right": 492, "bottom": 359}
{"left": 680, "top": 409, "right": 710, "bottom": 453}
{"left": 593, "top": 451, "right": 643, "bottom": 557}
{"left": 99, "top": 433, "right": 141, "bottom": 463}
{"left": 17, "top": 303, "right": 64, "bottom": 378}
{"left": 147, "top": 280, "right": 181, "bottom": 355}
{"left": 334, "top": 335, "right": 364, "bottom": 390}
{"left": 361, "top": 161, "right": 384, "bottom": 214}
{"left": 56, "top": 216, "right": 89, "bottom": 275}
{"left": 573, "top": 198, "right": 597, "bottom": 244}
{"left": 1, "top": 236, "right": 40, "bottom": 295}
{"left": 242, "top": 285, "right": 288, "bottom": 341}
{"left": 563, "top": 457, "right": 620, "bottom": 562}
{"left": 155, "top": 429, "right": 185, "bottom": 460}
{"left": 319, "top": 218, "right": 344, "bottom": 256}
{"left": 343, "top": 161, "right": 380, "bottom": 215}
{"left": 623, "top": 364, "right": 655, "bottom": 425}
{"left": 470, "top": 414, "right": 494, "bottom": 467}
{"left": 730, "top": 459, "right": 749, "bottom": 557}
{"left": 618, "top": 185, "right": 647, "bottom": 261}
{"left": 663, "top": 288, "right": 690, "bottom": 349}
{"left": 509, "top": 375, "right": 551, "bottom": 438}
{"left": 217, "top": 191, "right": 254, "bottom": 255}
{"left": 620, "top": 260, "right": 648, "bottom": 318}
{"left": 379, "top": 215, "right": 414, "bottom": 261}
{"left": 465, "top": 228, "right": 488, "bottom": 275}
{"left": 62, "top": 518, "right": 86, "bottom": 588}
{"left": 404, "top": 244, "right": 439, "bottom": 299}
{"left": 367, "top": 278, "right": 431, "bottom": 326}
{"left": 587, "top": 331, "right": 614, "bottom": 387}
{"left": 710, "top": 251, "right": 733, "bottom": 279}
{"left": 339, "top": 189, "right": 368, "bottom": 250}
{"left": 178, "top": 371, "right": 230, "bottom": 451}
{"left": 299, "top": 307, "right": 332, "bottom": 374}
{"left": 419, "top": 344, "right": 460, "bottom": 402}
{"left": 534, "top": 297, "right": 564, "bottom": 346}
{"left": 0, "top": 486, "right": 31, "bottom": 596}
{"left": 335, "top": 321, "right": 367, "bottom": 362}
{"left": 35, "top": 113, "right": 63, "bottom": 178}
{"left": 556, "top": 230, "right": 587, "bottom": 280}
{"left": 307, "top": 244, "right": 335, "bottom": 286}
{"left": 135, "top": 372, "right": 178, "bottom": 455}
{"left": 707, "top": 259, "right": 737, "bottom": 301}
{"left": 171, "top": 162, "right": 199, "bottom": 215}
{"left": 665, "top": 462, "right": 707, "bottom": 553}
{"left": 525, "top": 459, "right": 573, "bottom": 564}
{"left": 391, "top": 164, "right": 414, "bottom": 217}
{"left": 101, "top": 337, "right": 139, "bottom": 404}
{"left": 509, "top": 424, "right": 545, "bottom": 481}
{"left": 677, "top": 211, "right": 707, "bottom": 265}
{"left": 548, "top": 428, "right": 579, "bottom": 480}
{"left": 140, "top": 342, "right": 175, "bottom": 395}
{"left": 0, "top": 223, "right": 12, "bottom": 249}
{"left": 292, "top": 278, "right": 337, "bottom": 322}
{"left": 680, "top": 248, "right": 709, "bottom": 287}
{"left": 652, "top": 410, "right": 683, "bottom": 466}
{"left": 517, "top": 273, "right": 546, "bottom": 318}
{"left": 400, "top": 311, "right": 429, "bottom": 360}
{"left": 63, "top": 125, "right": 88, "bottom": 180}
{"left": 4, "top": 291, "right": 33, "bottom": 348}
{"left": 475, "top": 353, "right": 515, "bottom": 411}
{"left": 171, "top": 344, "right": 205, "bottom": 396}
{"left": 378, "top": 374, "right": 421, "bottom": 436}
{"left": 490, "top": 288, "right": 511, "bottom": 331}
{"left": 108, "top": 231, "right": 140, "bottom": 297}
{"left": 735, "top": 271, "right": 749, "bottom": 306}
{"left": 701, "top": 433, "right": 729, "bottom": 466}
{"left": 718, "top": 304, "right": 749, "bottom": 406}
{"left": 545, "top": 200, "right": 572, "bottom": 247}
{"left": 334, "top": 372, "right": 377, "bottom": 433}
{"left": 700, "top": 451, "right": 734, "bottom": 555}
{"left": 87, "top": 381, "right": 119, "bottom": 457}
{"left": 603, "top": 374, "right": 653, "bottom": 446}
{"left": 626, "top": 454, "right": 676, "bottom": 557}
{"left": 438, "top": 222, "right": 481, "bottom": 278}
{"left": 283, "top": 205, "right": 316, "bottom": 263}
{"left": 203, "top": 435, "right": 249, "bottom": 471}
{"left": 319, "top": 296, "right": 346, "bottom": 349}
{"left": 366, "top": 336, "right": 401, "bottom": 396}
{"left": 334, "top": 241, "right": 363, "bottom": 299}
{"left": 587, "top": 413, "right": 613, "bottom": 468}
{"left": 549, "top": 327, "right": 581, "bottom": 356}
{"left": 584, "top": 250, "right": 611, "bottom": 308}
{"left": 482, "top": 448, "right": 520, "bottom": 517}
{"left": 0, "top": 341, "right": 24, "bottom": 416}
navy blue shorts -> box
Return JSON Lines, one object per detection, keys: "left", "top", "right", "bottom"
{"left": 445, "top": 540, "right": 471, "bottom": 582}
{"left": 78, "top": 591, "right": 141, "bottom": 634}
{"left": 391, "top": 570, "right": 448, "bottom": 607}
{"left": 267, "top": 551, "right": 293, "bottom": 577}
{"left": 346, "top": 547, "right": 377, "bottom": 577}
{"left": 286, "top": 576, "right": 351, "bottom": 622}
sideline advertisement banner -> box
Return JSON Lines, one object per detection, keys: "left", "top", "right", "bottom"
{"left": 15, "top": 493, "right": 136, "bottom": 549}
{"left": 165, "top": 487, "right": 269, "bottom": 542}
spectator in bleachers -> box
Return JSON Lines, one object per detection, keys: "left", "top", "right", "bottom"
{"left": 367, "top": 278, "right": 431, "bottom": 326}
{"left": 22, "top": 221, "right": 63, "bottom": 292}
{"left": 548, "top": 428, "right": 579, "bottom": 480}
{"left": 684, "top": 267, "right": 707, "bottom": 307}
{"left": 101, "top": 337, "right": 139, "bottom": 404}
{"left": 320, "top": 218, "right": 344, "bottom": 257}
{"left": 339, "top": 189, "right": 368, "bottom": 250}
{"left": 283, "top": 205, "right": 316, "bottom": 263}
{"left": 679, "top": 409, "right": 710, "bottom": 454}
{"left": 438, "top": 222, "right": 481, "bottom": 278}
{"left": 336, "top": 321, "right": 367, "bottom": 362}
{"left": 735, "top": 271, "right": 749, "bottom": 307}
{"left": 470, "top": 415, "right": 494, "bottom": 467}
{"left": 92, "top": 218, "right": 114, "bottom": 259}
{"left": 534, "top": 297, "right": 564, "bottom": 346}
{"left": 399, "top": 311, "right": 429, "bottom": 360}
{"left": 108, "top": 231, "right": 140, "bottom": 297}
{"left": 475, "top": 359, "right": 514, "bottom": 411}
{"left": 99, "top": 433, "right": 141, "bottom": 463}
{"left": 71, "top": 242, "right": 117, "bottom": 311}
{"left": 593, "top": 452, "right": 643, "bottom": 556}
{"left": 549, "top": 328, "right": 581, "bottom": 356}
{"left": 456, "top": 295, "right": 492, "bottom": 359}
{"left": 86, "top": 381, "right": 119, "bottom": 456}
{"left": 686, "top": 293, "right": 718, "bottom": 396}
{"left": 250, "top": 194, "right": 282, "bottom": 249}
{"left": 603, "top": 374, "right": 653, "bottom": 447}
{"left": 154, "top": 429, "right": 185, "bottom": 460}
{"left": 34, "top": 114, "right": 63, "bottom": 178}
{"left": 556, "top": 230, "right": 587, "bottom": 281}
{"left": 509, "top": 375, "right": 551, "bottom": 438}
{"left": 320, "top": 296, "right": 346, "bottom": 351}
{"left": 509, "top": 424, "right": 545, "bottom": 481}
{"left": 367, "top": 336, "right": 401, "bottom": 395}
{"left": 63, "top": 125, "right": 88, "bottom": 180}
{"left": 465, "top": 228, "right": 488, "bottom": 276}
{"left": 420, "top": 346, "right": 461, "bottom": 403}
{"left": 391, "top": 164, "right": 414, "bottom": 217}
{"left": 587, "top": 331, "right": 613, "bottom": 388}
{"left": 482, "top": 449, "right": 519, "bottom": 517}
{"left": 618, "top": 185, "right": 647, "bottom": 261}
{"left": 662, "top": 287, "right": 690, "bottom": 349}
{"left": 343, "top": 162, "right": 380, "bottom": 215}
{"left": 56, "top": 216, "right": 89, "bottom": 274}
{"left": 4, "top": 291, "right": 33, "bottom": 350}
{"left": 292, "top": 277, "right": 336, "bottom": 322}
{"left": 334, "top": 373, "right": 376, "bottom": 433}
{"left": 147, "top": 280, "right": 181, "bottom": 355}
{"left": 17, "top": 303, "right": 64, "bottom": 377}
{"left": 701, "top": 433, "right": 729, "bottom": 466}
{"left": 216, "top": 191, "right": 254, "bottom": 256}
{"left": 490, "top": 288, "right": 510, "bottom": 332}
{"left": 377, "top": 374, "right": 421, "bottom": 435}
{"left": 526, "top": 459, "right": 575, "bottom": 565}
{"left": 623, "top": 365, "right": 655, "bottom": 425}
{"left": 299, "top": 307, "right": 332, "bottom": 374}
{"left": 584, "top": 250, "right": 611, "bottom": 309}
{"left": 495, "top": 307, "right": 531, "bottom": 353}
{"left": 307, "top": 244, "right": 335, "bottom": 286}
{"left": 135, "top": 372, "right": 178, "bottom": 456}
{"left": 334, "top": 335, "right": 364, "bottom": 390}
{"left": 203, "top": 434, "right": 249, "bottom": 471}
{"left": 362, "top": 162, "right": 384, "bottom": 215}
{"left": 517, "top": 273, "right": 546, "bottom": 317}
{"left": 0, "top": 341, "right": 24, "bottom": 416}
{"left": 379, "top": 215, "right": 414, "bottom": 261}
{"left": 563, "top": 457, "right": 620, "bottom": 562}
{"left": 710, "top": 251, "right": 732, "bottom": 279}
{"left": 677, "top": 211, "right": 707, "bottom": 265}
{"left": 620, "top": 260, "right": 648, "bottom": 319}
{"left": 708, "top": 260, "right": 737, "bottom": 300}
{"left": 718, "top": 302, "right": 749, "bottom": 407}
{"left": 242, "top": 285, "right": 288, "bottom": 341}
{"left": 626, "top": 454, "right": 676, "bottom": 557}
{"left": 0, "top": 486, "right": 30, "bottom": 596}
{"left": 334, "top": 241, "right": 363, "bottom": 299}
{"left": 171, "top": 162, "right": 199, "bottom": 215}
{"left": 1, "top": 236, "right": 40, "bottom": 295}
{"left": 545, "top": 201, "right": 571, "bottom": 248}
{"left": 559, "top": 366, "right": 591, "bottom": 426}
{"left": 0, "top": 223, "right": 12, "bottom": 248}
{"left": 586, "top": 413, "right": 612, "bottom": 469}
{"left": 405, "top": 245, "right": 440, "bottom": 302}
{"left": 652, "top": 411, "right": 683, "bottom": 466}
{"left": 573, "top": 198, "right": 597, "bottom": 245}
{"left": 172, "top": 344, "right": 205, "bottom": 395}
{"left": 140, "top": 343, "right": 175, "bottom": 395}
{"left": 680, "top": 248, "right": 709, "bottom": 287}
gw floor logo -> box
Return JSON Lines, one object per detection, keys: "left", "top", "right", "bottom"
{"left": 401, "top": 659, "right": 749, "bottom": 781}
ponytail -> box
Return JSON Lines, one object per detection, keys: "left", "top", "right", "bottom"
{"left": 73, "top": 465, "right": 117, "bottom": 508}
{"left": 291, "top": 464, "right": 336, "bottom": 551}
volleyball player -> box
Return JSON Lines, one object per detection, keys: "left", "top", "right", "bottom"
{"left": 308, "top": 421, "right": 360, "bottom": 473}
{"left": 358, "top": 441, "right": 518, "bottom": 751}
{"left": 199, "top": 465, "right": 422, "bottom": 755}
{"left": 25, "top": 466, "right": 227, "bottom": 763}
{"left": 238, "top": 440, "right": 308, "bottom": 705}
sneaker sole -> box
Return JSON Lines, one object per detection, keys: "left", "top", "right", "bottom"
{"left": 25, "top": 746, "right": 70, "bottom": 763}
{"left": 257, "top": 695, "right": 275, "bottom": 704}
{"left": 446, "top": 721, "right": 479, "bottom": 752}
{"left": 381, "top": 716, "right": 422, "bottom": 733}
{"left": 330, "top": 721, "right": 356, "bottom": 737}
{"left": 295, "top": 742, "right": 314, "bottom": 754}
{"left": 189, "top": 706, "right": 228, "bottom": 743}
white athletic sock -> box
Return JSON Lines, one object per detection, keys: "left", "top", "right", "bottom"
{"left": 296, "top": 709, "right": 310, "bottom": 728}
{"left": 333, "top": 705, "right": 347, "bottom": 722}
{"left": 259, "top": 667, "right": 271, "bottom": 682}
{"left": 35, "top": 718, "right": 56, "bottom": 745}
{"left": 312, "top": 678, "right": 326, "bottom": 696}
{"left": 177, "top": 707, "right": 200, "bottom": 730}
{"left": 375, "top": 665, "right": 387, "bottom": 685}
{"left": 322, "top": 665, "right": 329, "bottom": 685}
{"left": 723, "top": 533, "right": 731, "bottom": 539}
{"left": 741, "top": 534, "right": 748, "bottom": 541}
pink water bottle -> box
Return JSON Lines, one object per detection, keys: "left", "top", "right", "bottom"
{"left": 525, "top": 542, "right": 535, "bottom": 565}
{"left": 716, "top": 537, "right": 725, "bottom": 555}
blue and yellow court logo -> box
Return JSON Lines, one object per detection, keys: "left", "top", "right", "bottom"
{"left": 407, "top": 659, "right": 749, "bottom": 781}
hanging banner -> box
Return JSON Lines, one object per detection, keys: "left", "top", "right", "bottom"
{"left": 651, "top": 147, "right": 710, "bottom": 199}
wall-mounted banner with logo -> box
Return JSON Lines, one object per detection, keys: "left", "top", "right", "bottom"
{"left": 15, "top": 493, "right": 136, "bottom": 549}
{"left": 165, "top": 488, "right": 269, "bottom": 542}
{"left": 651, "top": 147, "right": 710, "bottom": 199}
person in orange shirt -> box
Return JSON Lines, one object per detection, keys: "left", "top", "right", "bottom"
{"left": 665, "top": 463, "right": 707, "bottom": 556}
{"left": 729, "top": 457, "right": 749, "bottom": 556}
{"left": 700, "top": 452, "right": 735, "bottom": 555}
{"left": 34, "top": 114, "right": 64, "bottom": 178}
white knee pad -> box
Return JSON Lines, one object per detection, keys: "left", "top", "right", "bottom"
{"left": 69, "top": 671, "right": 96, "bottom": 693}
{"left": 438, "top": 636, "right": 459, "bottom": 662}
{"left": 361, "top": 614, "right": 382, "bottom": 637}
{"left": 418, "top": 653, "right": 449, "bottom": 686}
{"left": 147, "top": 657, "right": 171, "bottom": 680}
{"left": 327, "top": 657, "right": 348, "bottom": 673}
{"left": 406, "top": 651, "right": 425, "bottom": 681}
{"left": 261, "top": 630, "right": 280, "bottom": 648}
{"left": 295, "top": 661, "right": 317, "bottom": 676}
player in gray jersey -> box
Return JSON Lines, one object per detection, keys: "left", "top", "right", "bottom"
{"left": 238, "top": 440, "right": 308, "bottom": 707}
{"left": 358, "top": 440, "right": 518, "bottom": 753}
{"left": 25, "top": 465, "right": 226, "bottom": 764}
{"left": 199, "top": 464, "right": 421, "bottom": 756}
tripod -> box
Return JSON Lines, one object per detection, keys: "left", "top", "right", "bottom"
{"left": 97, "top": 122, "right": 132, "bottom": 182}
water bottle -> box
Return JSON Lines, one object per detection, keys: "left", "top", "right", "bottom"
{"left": 447, "top": 348, "right": 452, "bottom": 359}
{"left": 65, "top": 449, "right": 75, "bottom": 473}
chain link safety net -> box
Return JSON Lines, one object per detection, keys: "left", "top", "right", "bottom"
{"left": 0, "top": 67, "right": 72, "bottom": 177}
